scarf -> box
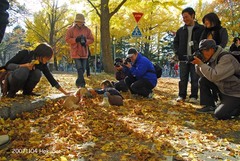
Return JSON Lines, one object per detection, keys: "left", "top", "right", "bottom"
{"left": 201, "top": 26, "right": 222, "bottom": 45}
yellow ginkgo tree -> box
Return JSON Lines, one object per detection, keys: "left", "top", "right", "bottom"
{"left": 25, "top": 0, "right": 73, "bottom": 70}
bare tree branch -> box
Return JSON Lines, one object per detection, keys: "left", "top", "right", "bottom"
{"left": 109, "top": 0, "right": 127, "bottom": 17}
{"left": 87, "top": 0, "right": 101, "bottom": 16}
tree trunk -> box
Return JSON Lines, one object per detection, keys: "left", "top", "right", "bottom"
{"left": 100, "top": 1, "right": 114, "bottom": 73}
{"left": 87, "top": 0, "right": 127, "bottom": 73}
{"left": 101, "top": 17, "right": 114, "bottom": 73}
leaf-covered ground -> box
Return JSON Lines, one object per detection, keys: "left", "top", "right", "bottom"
{"left": 0, "top": 72, "right": 240, "bottom": 161}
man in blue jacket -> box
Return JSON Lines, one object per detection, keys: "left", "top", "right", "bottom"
{"left": 124, "top": 48, "right": 157, "bottom": 98}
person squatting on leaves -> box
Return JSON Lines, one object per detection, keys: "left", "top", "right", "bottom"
{"left": 65, "top": 13, "right": 94, "bottom": 88}
{"left": 124, "top": 48, "right": 157, "bottom": 98}
{"left": 2, "top": 43, "right": 70, "bottom": 98}
{"left": 0, "top": 0, "right": 10, "bottom": 149}
{"left": 192, "top": 39, "right": 240, "bottom": 120}
{"left": 173, "top": 7, "right": 204, "bottom": 103}
{"left": 95, "top": 80, "right": 124, "bottom": 107}
{"left": 112, "top": 58, "right": 130, "bottom": 92}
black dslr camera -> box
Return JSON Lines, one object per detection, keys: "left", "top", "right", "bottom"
{"left": 124, "top": 58, "right": 131, "bottom": 65}
{"left": 114, "top": 58, "right": 123, "bottom": 67}
{"left": 114, "top": 62, "right": 122, "bottom": 67}
{"left": 76, "top": 35, "right": 86, "bottom": 47}
{"left": 79, "top": 35, "right": 86, "bottom": 47}
{"left": 186, "top": 50, "right": 204, "bottom": 62}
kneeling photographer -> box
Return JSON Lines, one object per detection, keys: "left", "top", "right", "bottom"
{"left": 192, "top": 39, "right": 240, "bottom": 120}
{"left": 124, "top": 48, "right": 157, "bottom": 98}
{"left": 112, "top": 58, "right": 130, "bottom": 92}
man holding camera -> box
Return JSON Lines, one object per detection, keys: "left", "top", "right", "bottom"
{"left": 65, "top": 13, "right": 94, "bottom": 88}
{"left": 173, "top": 7, "right": 204, "bottom": 103}
{"left": 112, "top": 58, "right": 130, "bottom": 92}
{"left": 124, "top": 48, "right": 157, "bottom": 98}
{"left": 192, "top": 39, "right": 240, "bottom": 120}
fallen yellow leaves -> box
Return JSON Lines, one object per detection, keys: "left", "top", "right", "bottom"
{"left": 0, "top": 73, "right": 239, "bottom": 160}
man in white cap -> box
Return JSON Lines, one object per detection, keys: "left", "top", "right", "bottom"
{"left": 124, "top": 48, "right": 157, "bottom": 98}
{"left": 192, "top": 39, "right": 240, "bottom": 120}
{"left": 65, "top": 13, "right": 94, "bottom": 88}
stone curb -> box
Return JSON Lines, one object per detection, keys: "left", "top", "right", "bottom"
{"left": 0, "top": 94, "right": 66, "bottom": 119}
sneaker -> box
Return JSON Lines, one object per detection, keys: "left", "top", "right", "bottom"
{"left": 0, "top": 135, "right": 10, "bottom": 149}
{"left": 99, "top": 97, "right": 110, "bottom": 107}
{"left": 148, "top": 92, "right": 154, "bottom": 99}
{"left": 176, "top": 96, "right": 185, "bottom": 102}
{"left": 196, "top": 106, "right": 216, "bottom": 114}
{"left": 215, "top": 100, "right": 221, "bottom": 106}
{"left": 189, "top": 98, "right": 198, "bottom": 104}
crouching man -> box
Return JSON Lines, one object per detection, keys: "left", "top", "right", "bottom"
{"left": 192, "top": 39, "right": 240, "bottom": 120}
{"left": 124, "top": 48, "right": 157, "bottom": 98}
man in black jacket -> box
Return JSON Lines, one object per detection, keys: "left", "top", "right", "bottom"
{"left": 0, "top": 0, "right": 9, "bottom": 43}
{"left": 0, "top": 0, "right": 10, "bottom": 149}
{"left": 173, "top": 7, "right": 204, "bottom": 103}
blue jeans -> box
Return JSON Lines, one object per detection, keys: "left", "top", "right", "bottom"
{"left": 178, "top": 62, "right": 199, "bottom": 99}
{"left": 74, "top": 59, "right": 87, "bottom": 87}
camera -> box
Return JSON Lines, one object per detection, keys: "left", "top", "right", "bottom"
{"left": 124, "top": 58, "right": 131, "bottom": 64}
{"left": 114, "top": 58, "right": 123, "bottom": 67}
{"left": 186, "top": 50, "right": 204, "bottom": 62}
{"left": 114, "top": 62, "right": 122, "bottom": 67}
{"left": 80, "top": 35, "right": 86, "bottom": 47}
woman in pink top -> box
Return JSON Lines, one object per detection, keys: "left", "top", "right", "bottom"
{"left": 65, "top": 13, "right": 94, "bottom": 87}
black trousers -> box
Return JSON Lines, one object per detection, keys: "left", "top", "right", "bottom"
{"left": 199, "top": 77, "right": 240, "bottom": 120}
{"left": 199, "top": 77, "right": 220, "bottom": 107}
{"left": 114, "top": 80, "right": 128, "bottom": 92}
{"left": 215, "top": 94, "right": 240, "bottom": 120}
{"left": 124, "top": 76, "right": 154, "bottom": 97}
{"left": 179, "top": 62, "right": 199, "bottom": 99}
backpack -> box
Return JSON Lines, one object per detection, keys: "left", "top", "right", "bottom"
{"left": 146, "top": 63, "right": 162, "bottom": 78}
{"left": 146, "top": 63, "right": 163, "bottom": 78}
{"left": 216, "top": 51, "right": 240, "bottom": 78}
{"left": 217, "top": 51, "right": 240, "bottom": 63}
{"left": 153, "top": 63, "right": 163, "bottom": 78}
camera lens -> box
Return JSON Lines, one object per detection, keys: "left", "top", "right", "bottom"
{"left": 114, "top": 62, "right": 121, "bottom": 67}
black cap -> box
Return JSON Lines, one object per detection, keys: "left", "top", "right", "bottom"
{"left": 127, "top": 48, "right": 137, "bottom": 58}
{"left": 199, "top": 39, "right": 216, "bottom": 51}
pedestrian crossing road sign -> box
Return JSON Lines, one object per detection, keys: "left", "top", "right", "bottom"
{"left": 132, "top": 26, "right": 142, "bottom": 37}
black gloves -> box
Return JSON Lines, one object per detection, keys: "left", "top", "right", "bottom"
{"left": 75, "top": 35, "right": 86, "bottom": 47}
